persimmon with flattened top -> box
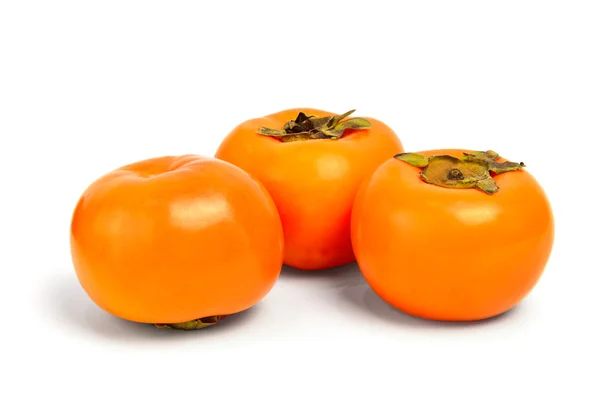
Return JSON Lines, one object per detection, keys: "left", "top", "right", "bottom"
{"left": 70, "top": 155, "right": 284, "bottom": 329}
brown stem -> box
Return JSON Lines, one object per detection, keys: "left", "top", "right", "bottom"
{"left": 257, "top": 109, "right": 371, "bottom": 142}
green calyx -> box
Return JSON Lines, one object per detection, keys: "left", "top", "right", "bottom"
{"left": 154, "top": 315, "right": 226, "bottom": 330}
{"left": 394, "top": 150, "right": 525, "bottom": 194}
{"left": 257, "top": 109, "right": 371, "bottom": 142}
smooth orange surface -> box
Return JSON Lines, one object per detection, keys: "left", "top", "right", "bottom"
{"left": 70, "top": 155, "right": 284, "bottom": 324}
{"left": 351, "top": 149, "right": 554, "bottom": 321}
{"left": 215, "top": 108, "right": 404, "bottom": 270}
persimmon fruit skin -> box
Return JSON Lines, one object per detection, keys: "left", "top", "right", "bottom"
{"left": 351, "top": 149, "right": 554, "bottom": 321}
{"left": 70, "top": 154, "right": 284, "bottom": 324}
{"left": 215, "top": 108, "right": 404, "bottom": 270}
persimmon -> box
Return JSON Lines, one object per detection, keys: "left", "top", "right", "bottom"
{"left": 70, "top": 154, "right": 284, "bottom": 329}
{"left": 215, "top": 108, "right": 404, "bottom": 270}
{"left": 351, "top": 149, "right": 554, "bottom": 321}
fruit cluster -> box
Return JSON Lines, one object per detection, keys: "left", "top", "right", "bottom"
{"left": 70, "top": 108, "right": 554, "bottom": 330}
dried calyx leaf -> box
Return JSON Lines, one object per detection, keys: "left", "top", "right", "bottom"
{"left": 462, "top": 150, "right": 526, "bottom": 174}
{"left": 154, "top": 315, "right": 226, "bottom": 330}
{"left": 394, "top": 150, "right": 526, "bottom": 194}
{"left": 257, "top": 109, "right": 371, "bottom": 142}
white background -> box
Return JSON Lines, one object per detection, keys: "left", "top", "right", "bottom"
{"left": 1, "top": 1, "right": 599, "bottom": 399}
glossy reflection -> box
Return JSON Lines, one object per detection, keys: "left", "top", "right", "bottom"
{"left": 453, "top": 202, "right": 501, "bottom": 225}
{"left": 316, "top": 153, "right": 351, "bottom": 181}
{"left": 169, "top": 194, "right": 231, "bottom": 230}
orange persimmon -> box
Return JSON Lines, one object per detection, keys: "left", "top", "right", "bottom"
{"left": 351, "top": 149, "right": 554, "bottom": 321}
{"left": 70, "top": 154, "right": 284, "bottom": 329}
{"left": 215, "top": 108, "right": 404, "bottom": 270}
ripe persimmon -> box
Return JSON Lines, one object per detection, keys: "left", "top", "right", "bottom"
{"left": 351, "top": 149, "right": 554, "bottom": 321}
{"left": 215, "top": 108, "right": 404, "bottom": 270}
{"left": 70, "top": 154, "right": 284, "bottom": 329}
